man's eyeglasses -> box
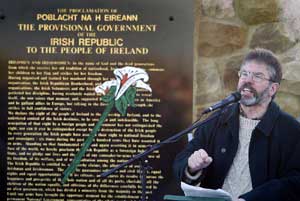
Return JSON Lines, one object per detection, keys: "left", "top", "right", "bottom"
{"left": 238, "top": 70, "right": 274, "bottom": 83}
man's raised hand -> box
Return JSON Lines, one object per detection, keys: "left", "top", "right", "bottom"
{"left": 188, "top": 149, "right": 213, "bottom": 173}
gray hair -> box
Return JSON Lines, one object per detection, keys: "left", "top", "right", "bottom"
{"left": 242, "top": 48, "right": 282, "bottom": 84}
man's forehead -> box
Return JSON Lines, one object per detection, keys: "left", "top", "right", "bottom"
{"left": 241, "top": 60, "right": 269, "bottom": 73}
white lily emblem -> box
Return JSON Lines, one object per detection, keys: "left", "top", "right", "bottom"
{"left": 62, "top": 66, "right": 152, "bottom": 185}
{"left": 95, "top": 66, "right": 152, "bottom": 99}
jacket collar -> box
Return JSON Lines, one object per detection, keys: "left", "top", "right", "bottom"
{"left": 256, "top": 101, "right": 280, "bottom": 136}
{"left": 222, "top": 101, "right": 281, "bottom": 137}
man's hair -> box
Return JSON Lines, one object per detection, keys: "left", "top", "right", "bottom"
{"left": 241, "top": 48, "right": 282, "bottom": 84}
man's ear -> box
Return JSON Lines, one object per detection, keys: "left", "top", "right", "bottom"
{"left": 270, "top": 82, "right": 280, "bottom": 97}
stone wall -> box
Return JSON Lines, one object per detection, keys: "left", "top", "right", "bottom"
{"left": 194, "top": 0, "right": 300, "bottom": 120}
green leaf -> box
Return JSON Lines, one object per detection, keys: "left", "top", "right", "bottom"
{"left": 125, "top": 87, "right": 136, "bottom": 107}
{"left": 115, "top": 95, "right": 128, "bottom": 116}
{"left": 101, "top": 86, "right": 116, "bottom": 103}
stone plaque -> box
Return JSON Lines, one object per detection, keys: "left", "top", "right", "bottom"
{"left": 0, "top": 0, "right": 193, "bottom": 200}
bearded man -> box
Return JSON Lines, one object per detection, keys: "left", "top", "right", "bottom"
{"left": 173, "top": 48, "right": 300, "bottom": 201}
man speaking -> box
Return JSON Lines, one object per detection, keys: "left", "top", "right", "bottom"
{"left": 173, "top": 48, "right": 300, "bottom": 201}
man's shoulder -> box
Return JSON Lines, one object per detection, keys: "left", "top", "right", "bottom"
{"left": 275, "top": 106, "right": 300, "bottom": 138}
{"left": 278, "top": 110, "right": 300, "bottom": 128}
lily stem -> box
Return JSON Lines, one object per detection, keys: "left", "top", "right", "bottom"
{"left": 61, "top": 100, "right": 115, "bottom": 185}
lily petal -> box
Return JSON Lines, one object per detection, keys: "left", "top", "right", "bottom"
{"left": 135, "top": 80, "right": 152, "bottom": 92}
{"left": 114, "top": 66, "right": 151, "bottom": 100}
{"left": 95, "top": 80, "right": 117, "bottom": 95}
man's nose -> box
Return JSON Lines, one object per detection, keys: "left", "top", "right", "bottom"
{"left": 243, "top": 74, "right": 254, "bottom": 82}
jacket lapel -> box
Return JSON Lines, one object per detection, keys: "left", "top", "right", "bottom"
{"left": 249, "top": 102, "right": 280, "bottom": 187}
{"left": 248, "top": 129, "right": 269, "bottom": 187}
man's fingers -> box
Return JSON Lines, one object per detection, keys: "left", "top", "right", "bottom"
{"left": 198, "top": 149, "right": 208, "bottom": 158}
{"left": 189, "top": 156, "right": 204, "bottom": 168}
{"left": 195, "top": 150, "right": 211, "bottom": 165}
{"left": 202, "top": 156, "right": 213, "bottom": 168}
{"left": 188, "top": 149, "right": 213, "bottom": 172}
{"left": 204, "top": 156, "right": 213, "bottom": 164}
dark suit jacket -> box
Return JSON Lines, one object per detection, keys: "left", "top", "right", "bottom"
{"left": 173, "top": 102, "right": 300, "bottom": 201}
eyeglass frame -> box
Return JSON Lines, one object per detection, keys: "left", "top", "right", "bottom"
{"left": 238, "top": 70, "right": 275, "bottom": 83}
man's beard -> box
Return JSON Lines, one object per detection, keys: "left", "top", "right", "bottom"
{"left": 238, "top": 83, "right": 270, "bottom": 106}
